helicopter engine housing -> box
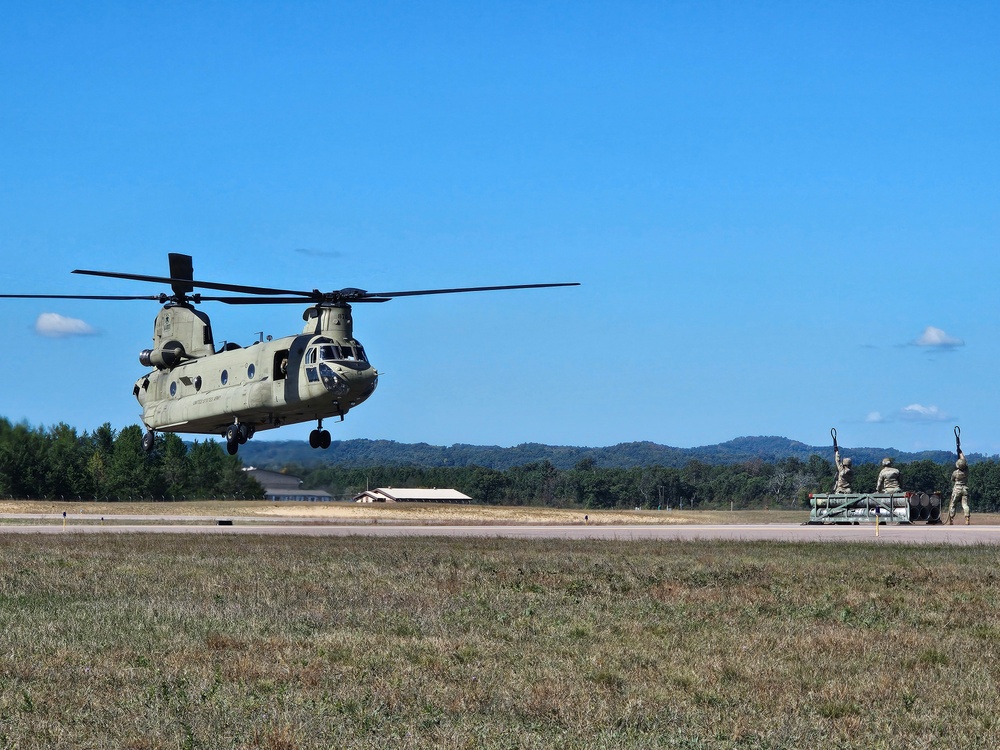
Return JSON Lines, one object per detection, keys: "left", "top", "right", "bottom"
{"left": 139, "top": 340, "right": 186, "bottom": 369}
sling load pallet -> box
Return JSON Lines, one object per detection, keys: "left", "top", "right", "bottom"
{"left": 808, "top": 492, "right": 942, "bottom": 525}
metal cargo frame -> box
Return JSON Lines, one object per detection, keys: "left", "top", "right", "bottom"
{"left": 808, "top": 492, "right": 942, "bottom": 525}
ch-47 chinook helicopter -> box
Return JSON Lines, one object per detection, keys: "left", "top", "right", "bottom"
{"left": 2, "top": 253, "right": 578, "bottom": 455}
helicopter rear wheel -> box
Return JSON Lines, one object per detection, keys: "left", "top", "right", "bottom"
{"left": 224, "top": 424, "right": 241, "bottom": 455}
{"left": 237, "top": 423, "right": 250, "bottom": 444}
{"left": 141, "top": 430, "right": 155, "bottom": 453}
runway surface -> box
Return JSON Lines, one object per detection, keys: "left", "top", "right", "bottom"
{"left": 0, "top": 514, "right": 996, "bottom": 544}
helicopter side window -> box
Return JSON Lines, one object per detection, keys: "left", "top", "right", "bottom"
{"left": 273, "top": 350, "right": 289, "bottom": 381}
{"left": 306, "top": 348, "right": 317, "bottom": 365}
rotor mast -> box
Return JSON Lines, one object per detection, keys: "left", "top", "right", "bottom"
{"left": 302, "top": 303, "right": 355, "bottom": 338}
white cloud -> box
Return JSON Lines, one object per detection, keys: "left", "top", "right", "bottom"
{"left": 914, "top": 326, "right": 964, "bottom": 349}
{"left": 35, "top": 313, "right": 97, "bottom": 338}
{"left": 899, "top": 403, "right": 950, "bottom": 422}
{"left": 865, "top": 411, "right": 886, "bottom": 423}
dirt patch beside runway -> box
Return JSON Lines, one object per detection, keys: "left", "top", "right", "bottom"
{"left": 0, "top": 500, "right": 817, "bottom": 525}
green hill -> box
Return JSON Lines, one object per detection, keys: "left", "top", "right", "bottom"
{"left": 238, "top": 435, "right": 967, "bottom": 471}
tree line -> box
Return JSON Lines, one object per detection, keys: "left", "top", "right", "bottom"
{"left": 0, "top": 419, "right": 262, "bottom": 501}
{"left": 6, "top": 415, "right": 1000, "bottom": 512}
{"left": 294, "top": 454, "right": 1000, "bottom": 512}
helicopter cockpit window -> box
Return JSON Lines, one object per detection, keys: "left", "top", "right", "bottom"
{"left": 335, "top": 344, "right": 366, "bottom": 362}
{"left": 309, "top": 342, "right": 368, "bottom": 364}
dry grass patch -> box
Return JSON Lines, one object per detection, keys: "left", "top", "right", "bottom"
{"left": 0, "top": 536, "right": 999, "bottom": 747}
{"left": 0, "top": 499, "right": 813, "bottom": 526}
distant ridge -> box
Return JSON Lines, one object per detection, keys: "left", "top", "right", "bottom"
{"left": 238, "top": 435, "right": 973, "bottom": 471}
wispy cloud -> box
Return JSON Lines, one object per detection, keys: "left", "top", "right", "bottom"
{"left": 865, "top": 411, "right": 886, "bottom": 423}
{"left": 914, "top": 326, "right": 964, "bottom": 349}
{"left": 899, "top": 403, "right": 950, "bottom": 422}
{"left": 35, "top": 313, "right": 97, "bottom": 337}
{"left": 294, "top": 248, "right": 343, "bottom": 259}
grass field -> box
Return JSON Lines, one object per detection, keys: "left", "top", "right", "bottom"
{"left": 1, "top": 534, "right": 999, "bottom": 748}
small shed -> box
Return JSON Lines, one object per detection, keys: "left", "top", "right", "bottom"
{"left": 353, "top": 487, "right": 472, "bottom": 504}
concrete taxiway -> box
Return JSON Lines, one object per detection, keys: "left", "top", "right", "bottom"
{"left": 0, "top": 514, "right": 996, "bottom": 544}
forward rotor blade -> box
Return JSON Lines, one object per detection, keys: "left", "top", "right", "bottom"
{"left": 72, "top": 267, "right": 579, "bottom": 303}
{"left": 199, "top": 295, "right": 389, "bottom": 305}
{"left": 363, "top": 282, "right": 581, "bottom": 298}
{"left": 206, "top": 282, "right": 580, "bottom": 303}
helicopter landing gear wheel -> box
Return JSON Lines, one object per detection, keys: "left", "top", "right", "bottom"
{"left": 308, "top": 429, "right": 332, "bottom": 449}
{"left": 141, "top": 430, "right": 155, "bottom": 453}
{"left": 225, "top": 424, "right": 240, "bottom": 455}
{"left": 237, "top": 423, "right": 250, "bottom": 444}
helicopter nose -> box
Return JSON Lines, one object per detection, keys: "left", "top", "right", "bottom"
{"left": 348, "top": 368, "right": 378, "bottom": 405}
{"left": 319, "top": 363, "right": 378, "bottom": 404}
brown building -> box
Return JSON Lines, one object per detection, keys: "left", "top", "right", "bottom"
{"left": 244, "top": 468, "right": 334, "bottom": 502}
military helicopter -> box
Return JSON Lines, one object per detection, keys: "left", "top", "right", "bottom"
{"left": 2, "top": 254, "right": 578, "bottom": 455}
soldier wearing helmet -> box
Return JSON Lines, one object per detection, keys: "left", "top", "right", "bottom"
{"left": 876, "top": 457, "right": 902, "bottom": 493}
{"left": 948, "top": 449, "right": 970, "bottom": 525}
{"left": 833, "top": 448, "right": 853, "bottom": 494}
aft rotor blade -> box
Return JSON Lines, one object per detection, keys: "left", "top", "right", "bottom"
{"left": 0, "top": 293, "right": 164, "bottom": 301}
{"left": 73, "top": 269, "right": 314, "bottom": 298}
{"left": 363, "top": 282, "right": 581, "bottom": 298}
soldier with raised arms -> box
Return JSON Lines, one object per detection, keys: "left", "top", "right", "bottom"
{"left": 949, "top": 426, "right": 970, "bottom": 525}
{"left": 831, "top": 428, "right": 853, "bottom": 494}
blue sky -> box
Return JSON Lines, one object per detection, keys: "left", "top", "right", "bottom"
{"left": 1, "top": 2, "right": 998, "bottom": 454}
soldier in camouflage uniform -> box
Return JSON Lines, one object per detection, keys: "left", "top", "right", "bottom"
{"left": 834, "top": 448, "right": 853, "bottom": 494}
{"left": 876, "top": 457, "right": 902, "bottom": 493}
{"left": 949, "top": 449, "right": 970, "bottom": 525}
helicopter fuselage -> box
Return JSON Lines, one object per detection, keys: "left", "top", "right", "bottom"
{"left": 133, "top": 304, "right": 378, "bottom": 440}
{"left": 1, "top": 252, "right": 577, "bottom": 455}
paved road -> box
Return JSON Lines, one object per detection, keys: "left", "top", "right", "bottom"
{"left": 0, "top": 515, "right": 996, "bottom": 544}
